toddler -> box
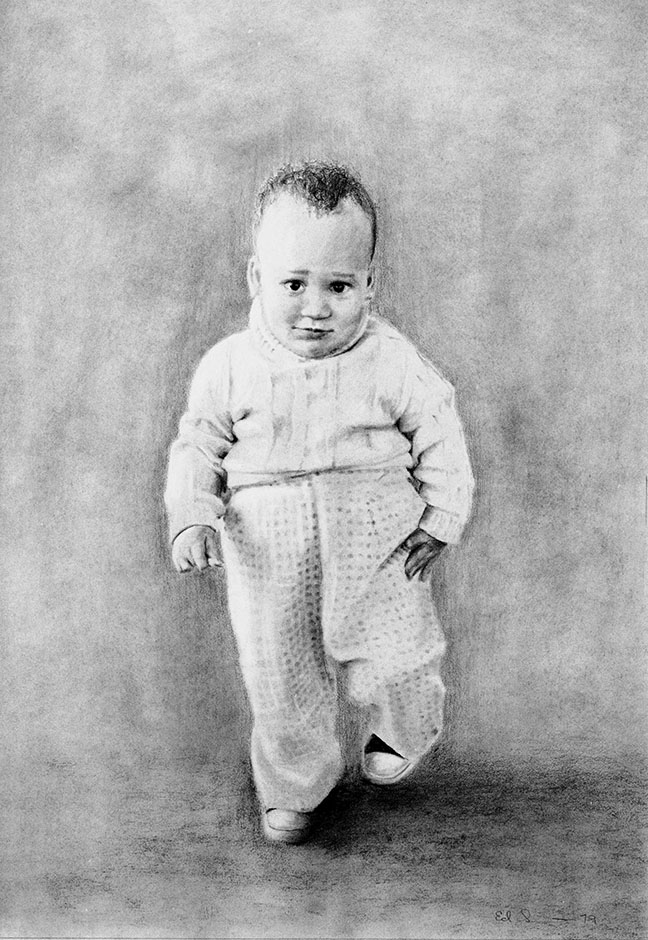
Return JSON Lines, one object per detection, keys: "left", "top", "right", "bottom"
{"left": 165, "top": 162, "right": 474, "bottom": 844}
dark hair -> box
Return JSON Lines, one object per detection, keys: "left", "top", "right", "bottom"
{"left": 254, "top": 161, "right": 377, "bottom": 259}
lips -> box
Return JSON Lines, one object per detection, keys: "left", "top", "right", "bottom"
{"left": 292, "top": 326, "right": 333, "bottom": 338}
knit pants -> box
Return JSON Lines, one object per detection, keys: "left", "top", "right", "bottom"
{"left": 220, "top": 469, "right": 446, "bottom": 811}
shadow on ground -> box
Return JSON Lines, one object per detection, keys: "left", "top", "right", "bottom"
{"left": 1, "top": 754, "right": 645, "bottom": 939}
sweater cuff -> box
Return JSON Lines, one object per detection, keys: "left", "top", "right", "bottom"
{"left": 418, "top": 506, "right": 464, "bottom": 545}
{"left": 168, "top": 496, "right": 227, "bottom": 544}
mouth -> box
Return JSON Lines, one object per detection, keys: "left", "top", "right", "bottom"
{"left": 292, "top": 326, "right": 334, "bottom": 338}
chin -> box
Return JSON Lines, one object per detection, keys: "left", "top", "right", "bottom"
{"left": 292, "top": 343, "right": 334, "bottom": 359}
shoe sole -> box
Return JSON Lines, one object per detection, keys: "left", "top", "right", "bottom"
{"left": 262, "top": 817, "right": 312, "bottom": 844}
{"left": 362, "top": 760, "right": 417, "bottom": 786}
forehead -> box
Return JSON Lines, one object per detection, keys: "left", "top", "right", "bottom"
{"left": 256, "top": 193, "right": 373, "bottom": 270}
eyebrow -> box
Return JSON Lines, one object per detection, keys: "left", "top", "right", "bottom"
{"left": 285, "top": 270, "right": 357, "bottom": 280}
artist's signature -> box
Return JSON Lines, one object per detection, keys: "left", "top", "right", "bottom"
{"left": 495, "top": 909, "right": 597, "bottom": 927}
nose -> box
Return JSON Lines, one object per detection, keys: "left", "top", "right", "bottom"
{"left": 302, "top": 290, "right": 332, "bottom": 320}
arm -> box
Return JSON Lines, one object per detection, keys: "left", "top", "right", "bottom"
{"left": 397, "top": 348, "right": 474, "bottom": 578}
{"left": 164, "top": 344, "right": 236, "bottom": 553}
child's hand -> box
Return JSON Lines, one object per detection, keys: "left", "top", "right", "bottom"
{"left": 172, "top": 525, "right": 223, "bottom": 573}
{"left": 400, "top": 528, "right": 447, "bottom": 582}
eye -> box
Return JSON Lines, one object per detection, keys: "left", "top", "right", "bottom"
{"left": 330, "top": 281, "right": 351, "bottom": 294}
{"left": 283, "top": 279, "right": 305, "bottom": 294}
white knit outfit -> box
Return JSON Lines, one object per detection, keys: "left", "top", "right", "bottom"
{"left": 165, "top": 300, "right": 473, "bottom": 810}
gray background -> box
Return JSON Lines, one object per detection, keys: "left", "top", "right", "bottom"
{"left": 2, "top": 1, "right": 646, "bottom": 937}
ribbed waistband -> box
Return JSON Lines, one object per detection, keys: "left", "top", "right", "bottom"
{"left": 227, "top": 466, "right": 414, "bottom": 492}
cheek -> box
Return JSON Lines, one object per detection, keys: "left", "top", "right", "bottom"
{"left": 338, "top": 301, "right": 366, "bottom": 331}
{"left": 263, "top": 290, "right": 301, "bottom": 323}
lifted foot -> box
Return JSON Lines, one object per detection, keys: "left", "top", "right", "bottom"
{"left": 362, "top": 735, "right": 417, "bottom": 786}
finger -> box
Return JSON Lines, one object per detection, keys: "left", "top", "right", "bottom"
{"left": 205, "top": 531, "right": 224, "bottom": 567}
{"left": 407, "top": 540, "right": 445, "bottom": 579}
{"left": 175, "top": 556, "right": 194, "bottom": 573}
{"left": 399, "top": 530, "right": 429, "bottom": 551}
{"left": 405, "top": 551, "right": 427, "bottom": 579}
{"left": 418, "top": 557, "right": 437, "bottom": 582}
{"left": 404, "top": 544, "right": 433, "bottom": 578}
{"left": 427, "top": 543, "right": 446, "bottom": 564}
{"left": 405, "top": 558, "right": 427, "bottom": 581}
{"left": 190, "top": 538, "right": 209, "bottom": 572}
{"left": 172, "top": 546, "right": 193, "bottom": 573}
{"left": 409, "top": 543, "right": 434, "bottom": 563}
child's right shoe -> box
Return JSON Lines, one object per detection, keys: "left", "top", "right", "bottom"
{"left": 262, "top": 808, "right": 313, "bottom": 844}
{"left": 362, "top": 734, "right": 417, "bottom": 785}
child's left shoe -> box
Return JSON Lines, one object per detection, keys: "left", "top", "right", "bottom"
{"left": 262, "top": 808, "right": 313, "bottom": 844}
{"left": 362, "top": 735, "right": 417, "bottom": 786}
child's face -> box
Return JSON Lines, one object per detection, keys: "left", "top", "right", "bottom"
{"left": 248, "top": 193, "right": 374, "bottom": 359}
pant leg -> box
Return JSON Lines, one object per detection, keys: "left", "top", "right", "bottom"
{"left": 220, "top": 480, "right": 343, "bottom": 812}
{"left": 341, "top": 545, "right": 446, "bottom": 760}
{"left": 317, "top": 470, "right": 446, "bottom": 762}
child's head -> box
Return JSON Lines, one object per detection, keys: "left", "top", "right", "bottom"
{"left": 248, "top": 162, "right": 377, "bottom": 359}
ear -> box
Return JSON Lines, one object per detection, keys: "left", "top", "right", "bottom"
{"left": 365, "top": 266, "right": 376, "bottom": 301}
{"left": 247, "top": 256, "right": 261, "bottom": 298}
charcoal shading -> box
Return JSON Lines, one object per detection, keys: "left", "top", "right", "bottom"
{"left": 1, "top": 2, "right": 645, "bottom": 939}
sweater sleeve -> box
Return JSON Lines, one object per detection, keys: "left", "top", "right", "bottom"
{"left": 396, "top": 347, "right": 474, "bottom": 544}
{"left": 164, "top": 343, "right": 236, "bottom": 543}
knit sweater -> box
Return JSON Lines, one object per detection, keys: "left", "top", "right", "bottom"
{"left": 165, "top": 300, "right": 474, "bottom": 544}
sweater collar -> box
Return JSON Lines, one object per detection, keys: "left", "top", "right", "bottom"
{"left": 248, "top": 297, "right": 370, "bottom": 364}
